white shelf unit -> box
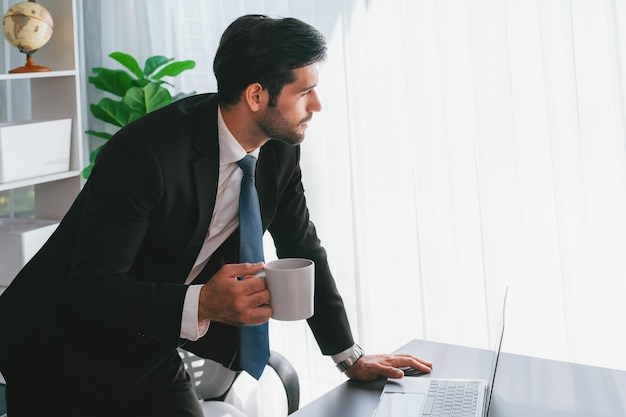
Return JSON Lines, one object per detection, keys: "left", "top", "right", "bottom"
{"left": 1, "top": 0, "right": 83, "bottom": 290}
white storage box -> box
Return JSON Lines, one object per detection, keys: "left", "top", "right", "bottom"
{"left": 0, "top": 118, "right": 72, "bottom": 183}
{"left": 0, "top": 218, "right": 59, "bottom": 285}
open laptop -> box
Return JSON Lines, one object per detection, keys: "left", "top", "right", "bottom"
{"left": 372, "top": 288, "right": 508, "bottom": 417}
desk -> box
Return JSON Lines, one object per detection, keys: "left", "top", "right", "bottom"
{"left": 292, "top": 339, "right": 626, "bottom": 417}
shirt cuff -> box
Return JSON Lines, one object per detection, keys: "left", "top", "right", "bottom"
{"left": 181, "top": 284, "right": 210, "bottom": 341}
{"left": 331, "top": 344, "right": 357, "bottom": 363}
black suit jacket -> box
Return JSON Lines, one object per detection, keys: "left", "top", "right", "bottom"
{"left": 0, "top": 94, "right": 353, "bottom": 392}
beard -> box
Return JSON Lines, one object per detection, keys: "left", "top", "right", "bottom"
{"left": 258, "top": 106, "right": 311, "bottom": 146}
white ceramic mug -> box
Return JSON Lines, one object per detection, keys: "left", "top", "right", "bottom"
{"left": 258, "top": 258, "right": 315, "bottom": 321}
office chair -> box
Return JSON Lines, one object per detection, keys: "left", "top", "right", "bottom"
{"left": 0, "top": 351, "right": 299, "bottom": 417}
{"left": 179, "top": 349, "right": 300, "bottom": 416}
{"left": 0, "top": 381, "right": 5, "bottom": 417}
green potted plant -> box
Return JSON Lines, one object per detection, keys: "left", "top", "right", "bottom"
{"left": 83, "top": 51, "right": 196, "bottom": 178}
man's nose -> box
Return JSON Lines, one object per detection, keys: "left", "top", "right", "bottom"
{"left": 309, "top": 89, "right": 322, "bottom": 112}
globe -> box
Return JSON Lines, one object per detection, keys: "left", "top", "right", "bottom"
{"left": 2, "top": 1, "right": 54, "bottom": 73}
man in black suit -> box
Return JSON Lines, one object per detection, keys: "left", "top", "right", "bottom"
{"left": 0, "top": 14, "right": 431, "bottom": 416}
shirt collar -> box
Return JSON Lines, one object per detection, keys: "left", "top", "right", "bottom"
{"left": 217, "top": 106, "right": 261, "bottom": 166}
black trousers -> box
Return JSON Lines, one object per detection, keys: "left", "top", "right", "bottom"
{"left": 4, "top": 347, "right": 204, "bottom": 417}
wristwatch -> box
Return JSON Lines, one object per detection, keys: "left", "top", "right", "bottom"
{"left": 335, "top": 344, "right": 365, "bottom": 372}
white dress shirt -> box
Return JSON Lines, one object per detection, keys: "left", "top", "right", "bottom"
{"left": 178, "top": 107, "right": 357, "bottom": 365}
{"left": 180, "top": 106, "right": 258, "bottom": 341}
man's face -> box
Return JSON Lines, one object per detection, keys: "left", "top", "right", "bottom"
{"left": 257, "top": 63, "right": 322, "bottom": 145}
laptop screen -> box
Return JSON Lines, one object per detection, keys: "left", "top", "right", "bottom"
{"left": 484, "top": 287, "right": 508, "bottom": 416}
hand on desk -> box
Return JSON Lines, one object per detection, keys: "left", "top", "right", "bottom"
{"left": 345, "top": 354, "right": 432, "bottom": 382}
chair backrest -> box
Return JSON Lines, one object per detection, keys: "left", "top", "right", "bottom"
{"left": 178, "top": 348, "right": 300, "bottom": 415}
{"left": 267, "top": 351, "right": 299, "bottom": 415}
{"left": 178, "top": 349, "right": 238, "bottom": 401}
{"left": 0, "top": 381, "right": 6, "bottom": 417}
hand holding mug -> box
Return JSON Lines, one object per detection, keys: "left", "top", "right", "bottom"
{"left": 198, "top": 262, "right": 271, "bottom": 326}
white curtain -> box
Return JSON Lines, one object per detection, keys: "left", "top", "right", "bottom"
{"left": 80, "top": 0, "right": 626, "bottom": 405}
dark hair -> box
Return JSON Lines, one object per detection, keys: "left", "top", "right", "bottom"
{"left": 213, "top": 14, "right": 327, "bottom": 106}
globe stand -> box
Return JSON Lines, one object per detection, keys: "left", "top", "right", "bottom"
{"left": 9, "top": 54, "right": 51, "bottom": 74}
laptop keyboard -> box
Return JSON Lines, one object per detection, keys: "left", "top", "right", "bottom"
{"left": 421, "top": 381, "right": 480, "bottom": 417}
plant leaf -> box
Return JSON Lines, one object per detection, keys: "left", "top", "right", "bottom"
{"left": 81, "top": 164, "right": 93, "bottom": 179}
{"left": 123, "top": 84, "right": 172, "bottom": 115}
{"left": 82, "top": 144, "right": 105, "bottom": 178}
{"left": 109, "top": 51, "right": 144, "bottom": 80}
{"left": 144, "top": 55, "right": 174, "bottom": 77}
{"left": 89, "top": 145, "right": 105, "bottom": 162}
{"left": 89, "top": 68, "right": 134, "bottom": 97}
{"left": 85, "top": 130, "right": 113, "bottom": 140}
{"left": 131, "top": 78, "right": 152, "bottom": 88}
{"left": 158, "top": 80, "right": 175, "bottom": 88}
{"left": 90, "top": 98, "right": 142, "bottom": 128}
{"left": 151, "top": 60, "right": 196, "bottom": 80}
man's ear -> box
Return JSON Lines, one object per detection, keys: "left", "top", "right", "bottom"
{"left": 244, "top": 83, "right": 267, "bottom": 112}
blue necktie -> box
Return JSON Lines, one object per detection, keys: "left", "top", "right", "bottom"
{"left": 237, "top": 155, "right": 270, "bottom": 379}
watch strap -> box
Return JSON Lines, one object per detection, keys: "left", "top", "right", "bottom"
{"left": 335, "top": 344, "right": 364, "bottom": 372}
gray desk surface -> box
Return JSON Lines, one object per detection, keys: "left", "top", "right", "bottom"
{"left": 293, "top": 339, "right": 626, "bottom": 417}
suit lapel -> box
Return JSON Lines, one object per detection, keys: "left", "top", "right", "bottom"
{"left": 173, "top": 95, "right": 221, "bottom": 283}
{"left": 175, "top": 95, "right": 278, "bottom": 282}
{"left": 189, "top": 96, "right": 220, "bottom": 245}
{"left": 190, "top": 96, "right": 277, "bottom": 235}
